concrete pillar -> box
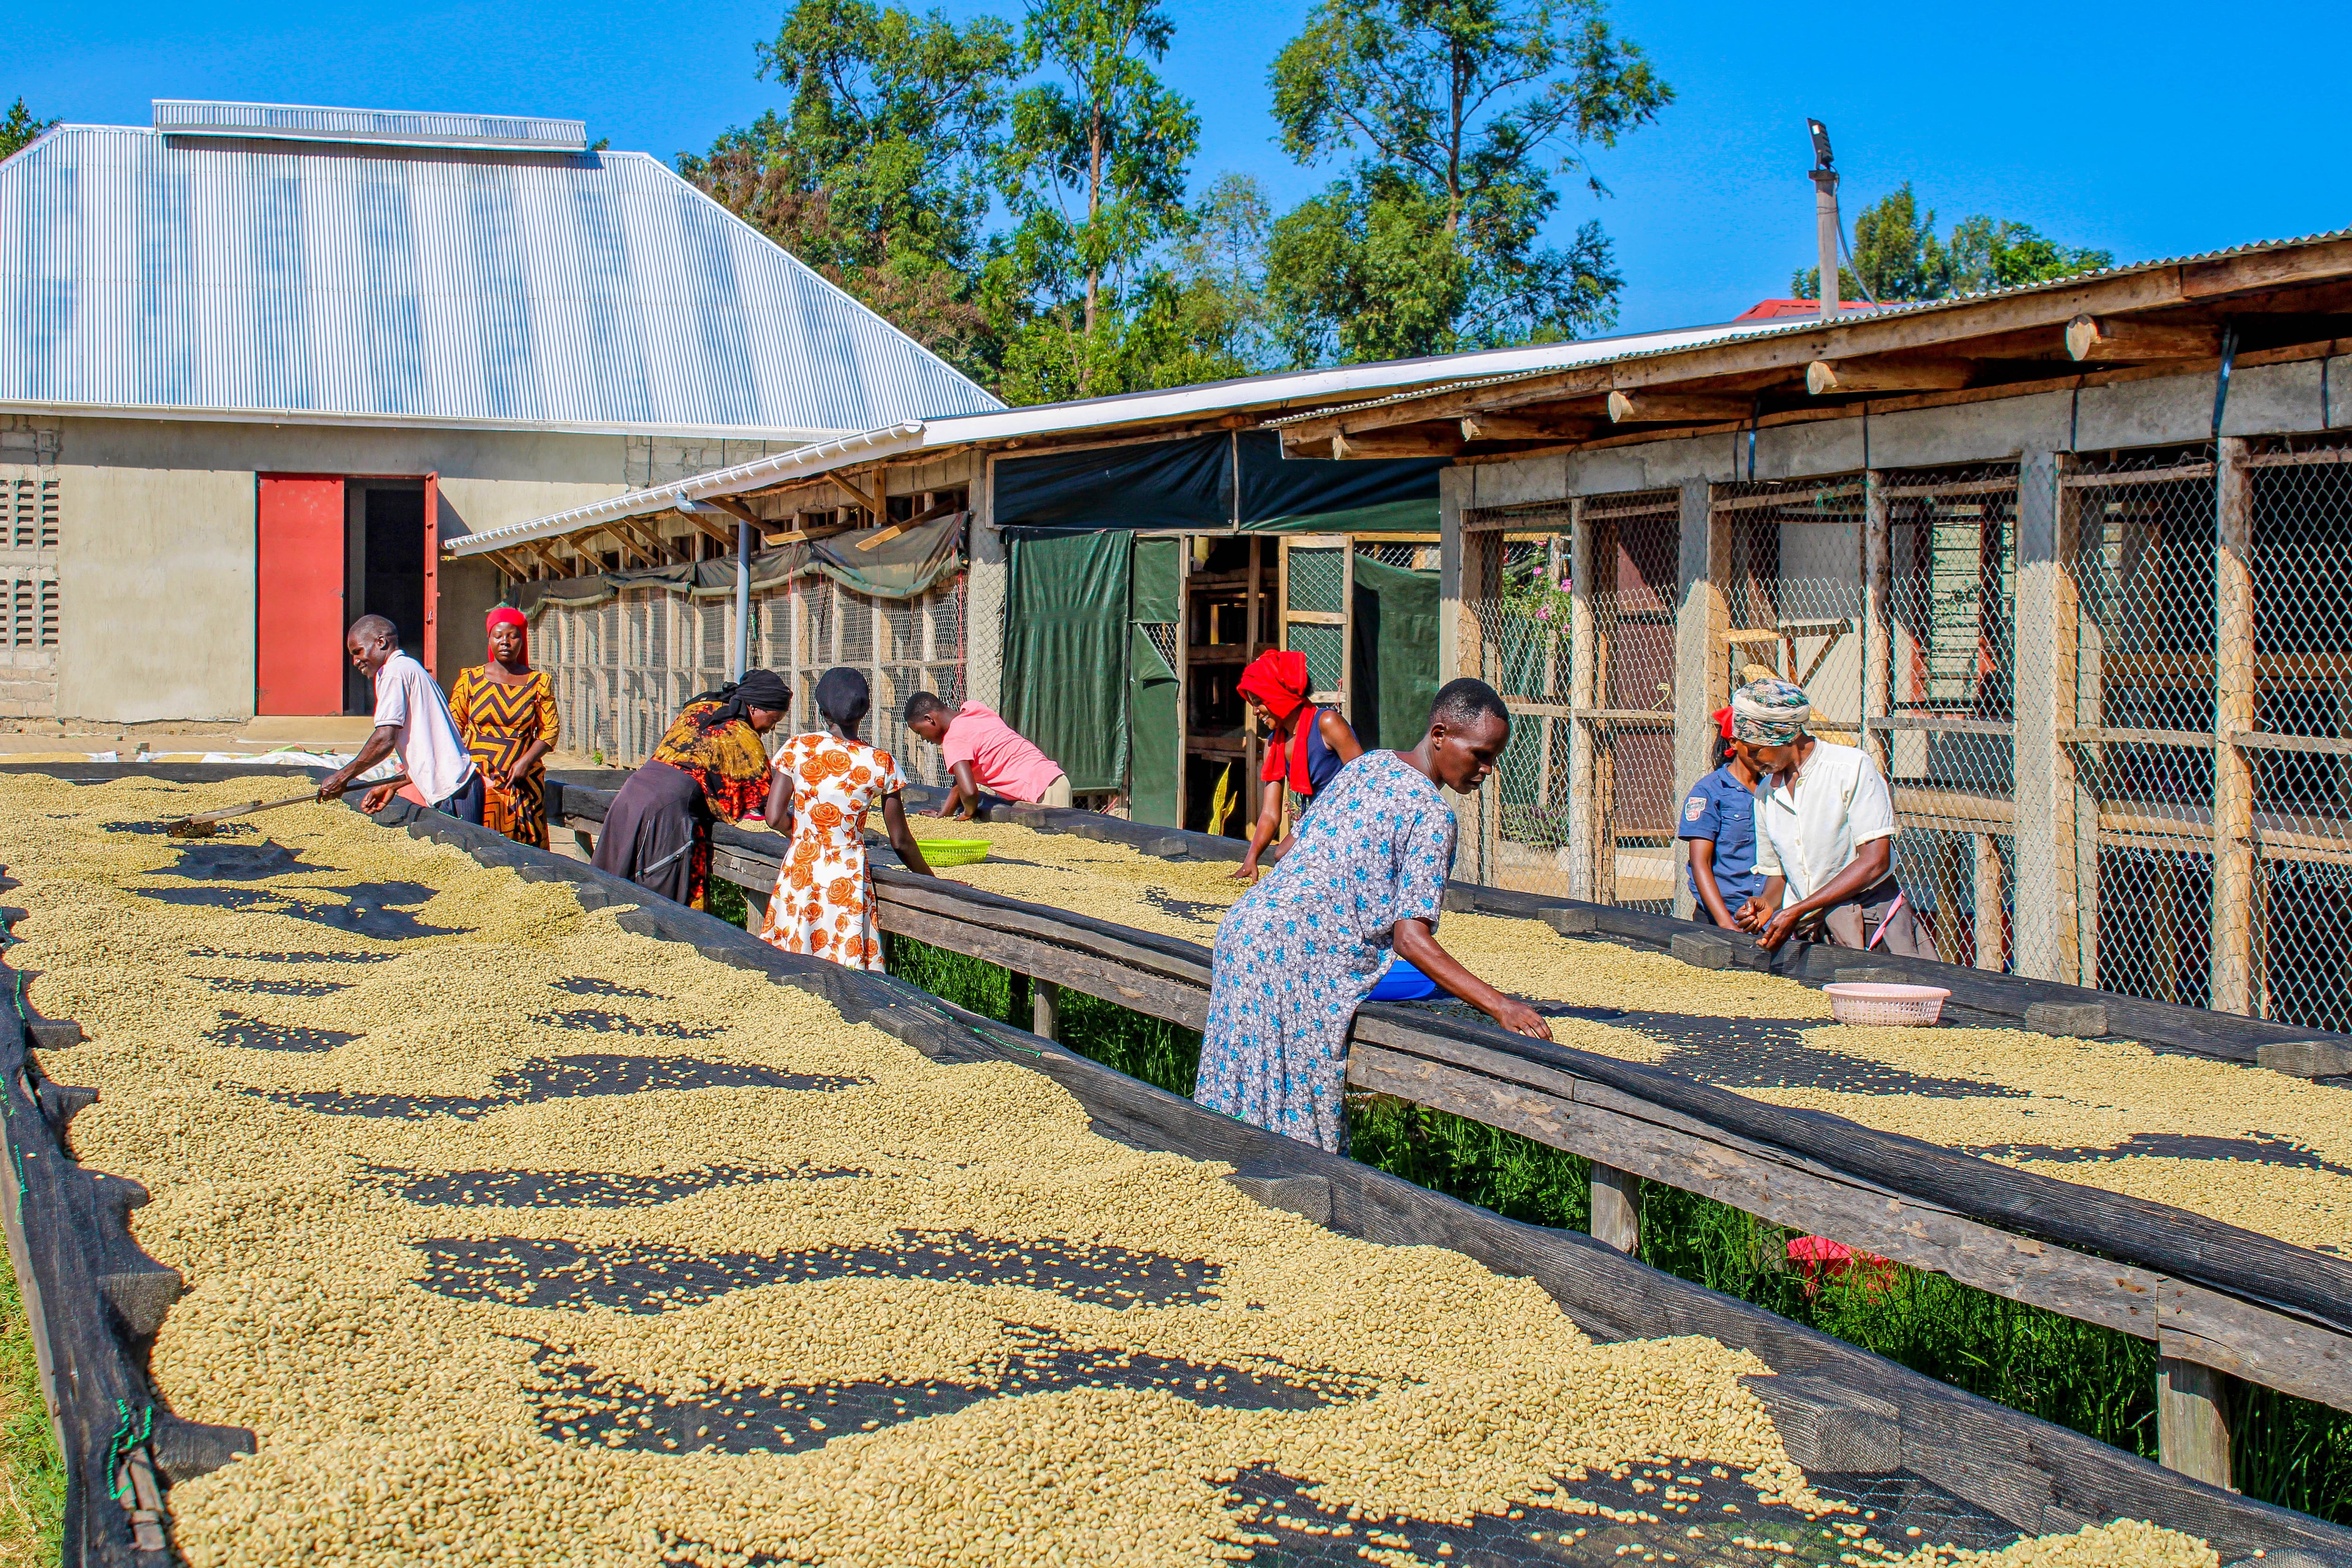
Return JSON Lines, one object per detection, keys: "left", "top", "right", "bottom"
{"left": 967, "top": 459, "right": 1007, "bottom": 709}
{"left": 1672, "top": 477, "right": 1727, "bottom": 921}
{"left": 2009, "top": 449, "right": 2071, "bottom": 982}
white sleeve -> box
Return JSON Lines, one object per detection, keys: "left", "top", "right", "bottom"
{"left": 1849, "top": 753, "right": 1898, "bottom": 844}
{"left": 1750, "top": 795, "right": 1781, "bottom": 877}
{"left": 371, "top": 664, "right": 411, "bottom": 731}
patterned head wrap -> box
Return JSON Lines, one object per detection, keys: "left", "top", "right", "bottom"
{"left": 1730, "top": 677, "right": 1812, "bottom": 745}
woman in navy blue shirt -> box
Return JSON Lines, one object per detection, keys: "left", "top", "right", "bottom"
{"left": 1679, "top": 707, "right": 1768, "bottom": 928}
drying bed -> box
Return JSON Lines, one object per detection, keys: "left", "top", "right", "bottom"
{"left": 852, "top": 811, "right": 2352, "bottom": 1260}
{"left": 0, "top": 771, "right": 2243, "bottom": 1568}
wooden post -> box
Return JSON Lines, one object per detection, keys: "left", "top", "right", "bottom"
{"left": 1862, "top": 470, "right": 1892, "bottom": 775}
{"left": 1538, "top": 533, "right": 1561, "bottom": 846}
{"left": 2072, "top": 462, "right": 2103, "bottom": 991}
{"left": 2011, "top": 449, "right": 2072, "bottom": 984}
{"left": 1463, "top": 528, "right": 1502, "bottom": 884}
{"left": 1033, "top": 979, "right": 1061, "bottom": 1042}
{"left": 1245, "top": 539, "right": 1265, "bottom": 803}
{"left": 1972, "top": 833, "right": 2003, "bottom": 970}
{"left": 1568, "top": 499, "right": 1597, "bottom": 902}
{"left": 1672, "top": 478, "right": 1729, "bottom": 921}
{"left": 1008, "top": 970, "right": 1032, "bottom": 1029}
{"left": 2158, "top": 1353, "right": 2234, "bottom": 1491}
{"left": 1931, "top": 838, "right": 1966, "bottom": 965}
{"left": 2212, "top": 437, "right": 2258, "bottom": 1015}
{"left": 1590, "top": 1162, "right": 1642, "bottom": 1253}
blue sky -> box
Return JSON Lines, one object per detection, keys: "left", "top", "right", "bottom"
{"left": 20, "top": 0, "right": 2350, "bottom": 333}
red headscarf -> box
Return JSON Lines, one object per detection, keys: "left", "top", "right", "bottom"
{"left": 486, "top": 605, "right": 528, "bottom": 658}
{"left": 1237, "top": 650, "right": 1321, "bottom": 795}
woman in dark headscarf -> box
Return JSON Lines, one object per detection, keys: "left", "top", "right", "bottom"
{"left": 757, "top": 667, "right": 935, "bottom": 969}
{"left": 591, "top": 670, "right": 791, "bottom": 907}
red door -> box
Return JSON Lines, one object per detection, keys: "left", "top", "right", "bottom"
{"left": 256, "top": 475, "right": 346, "bottom": 715}
{"left": 422, "top": 471, "right": 440, "bottom": 679}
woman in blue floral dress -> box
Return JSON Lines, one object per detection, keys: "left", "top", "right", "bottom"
{"left": 1195, "top": 679, "right": 1555, "bottom": 1152}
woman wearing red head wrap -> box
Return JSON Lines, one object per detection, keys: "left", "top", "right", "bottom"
{"left": 450, "top": 606, "right": 560, "bottom": 847}
{"left": 1230, "top": 648, "right": 1362, "bottom": 881}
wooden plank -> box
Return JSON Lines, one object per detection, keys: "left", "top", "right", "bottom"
{"left": 874, "top": 901, "right": 1210, "bottom": 1027}
{"left": 855, "top": 496, "right": 961, "bottom": 552}
{"left": 1333, "top": 426, "right": 1462, "bottom": 459}
{"left": 1974, "top": 834, "right": 2004, "bottom": 971}
{"left": 1033, "top": 979, "right": 1061, "bottom": 1042}
{"left": 1863, "top": 472, "right": 1892, "bottom": 775}
{"left": 832, "top": 466, "right": 886, "bottom": 521}
{"left": 1567, "top": 500, "right": 1597, "bottom": 903}
{"left": 1343, "top": 1036, "right": 2352, "bottom": 1413}
{"left": 1461, "top": 413, "right": 1600, "bottom": 442}
{"left": 2212, "top": 437, "right": 2257, "bottom": 1015}
{"left": 1877, "top": 715, "right": 2015, "bottom": 736}
{"left": 2157, "top": 1353, "right": 2233, "bottom": 1490}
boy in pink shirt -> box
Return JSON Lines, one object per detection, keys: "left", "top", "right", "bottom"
{"left": 903, "top": 692, "right": 1072, "bottom": 817}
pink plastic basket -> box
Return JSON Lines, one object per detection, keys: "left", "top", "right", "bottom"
{"left": 1820, "top": 981, "right": 1951, "bottom": 1027}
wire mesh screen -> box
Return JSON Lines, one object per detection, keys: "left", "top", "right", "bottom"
{"left": 2064, "top": 444, "right": 2219, "bottom": 1011}
{"left": 2241, "top": 436, "right": 2352, "bottom": 1031}
{"left": 1355, "top": 541, "right": 1442, "bottom": 572}
{"left": 533, "top": 574, "right": 966, "bottom": 784}
{"left": 1881, "top": 464, "right": 2019, "bottom": 969}
{"left": 1716, "top": 477, "right": 1866, "bottom": 731}
{"left": 1286, "top": 545, "right": 1348, "bottom": 695}
{"left": 1462, "top": 492, "right": 1678, "bottom": 907}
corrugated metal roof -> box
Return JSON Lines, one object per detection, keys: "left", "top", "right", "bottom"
{"left": 152, "top": 100, "right": 588, "bottom": 152}
{"left": 1267, "top": 224, "right": 2352, "bottom": 429}
{"left": 0, "top": 123, "right": 1003, "bottom": 435}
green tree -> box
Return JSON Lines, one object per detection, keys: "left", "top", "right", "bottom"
{"left": 680, "top": 0, "right": 1018, "bottom": 379}
{"left": 991, "top": 0, "right": 1201, "bottom": 398}
{"left": 1795, "top": 183, "right": 2113, "bottom": 302}
{"left": 0, "top": 100, "right": 57, "bottom": 162}
{"left": 1263, "top": 0, "right": 1669, "bottom": 364}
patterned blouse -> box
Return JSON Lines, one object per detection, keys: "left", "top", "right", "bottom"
{"left": 651, "top": 701, "right": 774, "bottom": 824}
{"left": 449, "top": 666, "right": 558, "bottom": 848}
{"left": 757, "top": 732, "right": 907, "bottom": 971}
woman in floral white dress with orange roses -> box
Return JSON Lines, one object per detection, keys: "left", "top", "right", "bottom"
{"left": 757, "top": 667, "right": 935, "bottom": 969}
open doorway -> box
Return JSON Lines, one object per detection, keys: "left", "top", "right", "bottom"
{"left": 343, "top": 481, "right": 427, "bottom": 715}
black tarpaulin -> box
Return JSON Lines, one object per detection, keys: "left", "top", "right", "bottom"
{"left": 993, "top": 437, "right": 1232, "bottom": 531}
{"left": 991, "top": 432, "right": 1446, "bottom": 535}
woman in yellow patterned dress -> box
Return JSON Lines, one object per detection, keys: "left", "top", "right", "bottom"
{"left": 450, "top": 608, "right": 560, "bottom": 847}
{"left": 758, "top": 668, "right": 934, "bottom": 969}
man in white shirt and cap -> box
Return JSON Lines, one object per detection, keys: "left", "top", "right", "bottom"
{"left": 317, "top": 615, "right": 484, "bottom": 822}
{"left": 1729, "top": 677, "right": 1928, "bottom": 957}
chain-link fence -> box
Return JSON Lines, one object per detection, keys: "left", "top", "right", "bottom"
{"left": 1282, "top": 541, "right": 1350, "bottom": 698}
{"left": 535, "top": 574, "right": 966, "bottom": 784}
{"left": 1462, "top": 492, "right": 1679, "bottom": 908}
{"left": 1448, "top": 442, "right": 2352, "bottom": 1030}
{"left": 2062, "top": 443, "right": 2220, "bottom": 1012}
{"left": 1881, "top": 463, "right": 2019, "bottom": 971}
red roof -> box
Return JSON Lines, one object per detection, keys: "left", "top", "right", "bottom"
{"left": 1733, "top": 298, "right": 1892, "bottom": 321}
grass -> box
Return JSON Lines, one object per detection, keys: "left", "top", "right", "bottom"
{"left": 884, "top": 933, "right": 2352, "bottom": 1527}
{"left": 0, "top": 1245, "right": 64, "bottom": 1564}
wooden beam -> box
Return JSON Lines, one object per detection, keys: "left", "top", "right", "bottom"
{"left": 1807, "top": 356, "right": 1976, "bottom": 395}
{"left": 2158, "top": 1352, "right": 2233, "bottom": 1490}
{"left": 1332, "top": 426, "right": 1463, "bottom": 459}
{"left": 1460, "top": 412, "right": 1600, "bottom": 442}
{"left": 609, "top": 514, "right": 676, "bottom": 563}
{"left": 855, "top": 495, "right": 962, "bottom": 552}
{"left": 832, "top": 465, "right": 886, "bottom": 521}
{"left": 1607, "top": 390, "right": 1753, "bottom": 424}
{"left": 2212, "top": 438, "right": 2257, "bottom": 1014}
{"left": 2066, "top": 315, "right": 2223, "bottom": 362}
{"left": 676, "top": 503, "right": 744, "bottom": 546}
{"left": 761, "top": 524, "right": 853, "bottom": 546}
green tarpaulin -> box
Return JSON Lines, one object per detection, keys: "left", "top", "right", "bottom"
{"left": 1351, "top": 556, "right": 1440, "bottom": 750}
{"left": 1128, "top": 537, "right": 1185, "bottom": 826}
{"left": 1003, "top": 529, "right": 1132, "bottom": 795}
{"left": 512, "top": 512, "right": 968, "bottom": 618}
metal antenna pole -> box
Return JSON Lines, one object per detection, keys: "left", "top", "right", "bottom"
{"left": 1807, "top": 118, "right": 1842, "bottom": 321}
